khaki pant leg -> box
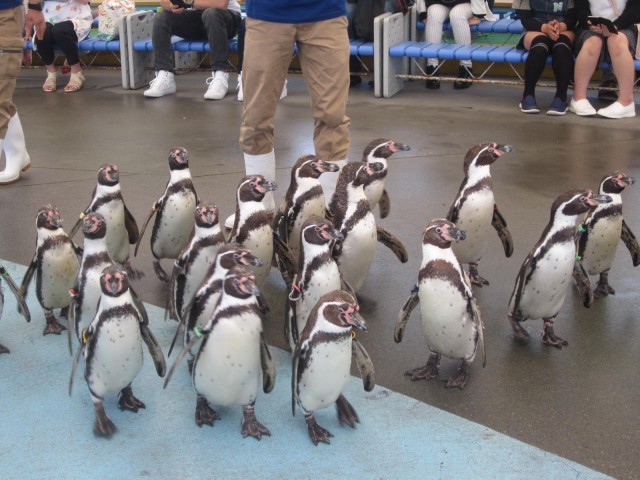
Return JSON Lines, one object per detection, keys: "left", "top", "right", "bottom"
{"left": 0, "top": 6, "right": 24, "bottom": 138}
{"left": 297, "top": 17, "right": 351, "bottom": 161}
{"left": 239, "top": 19, "right": 296, "bottom": 155}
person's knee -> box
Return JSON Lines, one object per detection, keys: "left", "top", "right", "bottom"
{"left": 201, "top": 8, "right": 224, "bottom": 27}
{"left": 581, "top": 36, "right": 603, "bottom": 57}
{"left": 153, "top": 10, "right": 174, "bottom": 32}
{"left": 606, "top": 35, "right": 629, "bottom": 57}
{"left": 552, "top": 35, "right": 573, "bottom": 56}
{"left": 530, "top": 35, "right": 553, "bottom": 54}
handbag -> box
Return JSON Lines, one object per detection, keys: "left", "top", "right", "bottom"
{"left": 97, "top": 0, "right": 136, "bottom": 41}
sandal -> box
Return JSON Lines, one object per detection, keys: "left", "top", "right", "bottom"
{"left": 42, "top": 71, "right": 57, "bottom": 92}
{"left": 64, "top": 71, "right": 85, "bottom": 93}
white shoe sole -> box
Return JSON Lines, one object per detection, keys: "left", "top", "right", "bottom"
{"left": 144, "top": 87, "right": 176, "bottom": 98}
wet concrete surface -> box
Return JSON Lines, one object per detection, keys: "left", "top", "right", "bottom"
{"left": 2, "top": 69, "right": 639, "bottom": 479}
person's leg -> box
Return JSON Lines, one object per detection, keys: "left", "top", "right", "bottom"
{"left": 50, "top": 21, "right": 85, "bottom": 92}
{"left": 202, "top": 8, "right": 240, "bottom": 71}
{"left": 522, "top": 34, "right": 552, "bottom": 99}
{"left": 425, "top": 4, "right": 448, "bottom": 69}
{"left": 606, "top": 33, "right": 635, "bottom": 106}
{"left": 572, "top": 33, "right": 603, "bottom": 101}
{"left": 550, "top": 34, "right": 574, "bottom": 102}
{"left": 449, "top": 3, "right": 473, "bottom": 89}
{"left": 34, "top": 22, "right": 58, "bottom": 91}
{"left": 297, "top": 16, "right": 351, "bottom": 203}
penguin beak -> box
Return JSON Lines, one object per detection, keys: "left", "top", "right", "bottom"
{"left": 367, "top": 162, "right": 384, "bottom": 174}
{"left": 494, "top": 144, "right": 513, "bottom": 155}
{"left": 390, "top": 141, "right": 411, "bottom": 153}
{"left": 317, "top": 160, "right": 340, "bottom": 173}
{"left": 327, "top": 228, "right": 344, "bottom": 242}
{"left": 109, "top": 278, "right": 120, "bottom": 295}
{"left": 241, "top": 253, "right": 264, "bottom": 268}
{"left": 343, "top": 306, "right": 368, "bottom": 331}
{"left": 620, "top": 174, "right": 634, "bottom": 186}
{"left": 445, "top": 226, "right": 466, "bottom": 242}
{"left": 260, "top": 179, "right": 278, "bottom": 192}
{"left": 587, "top": 193, "right": 612, "bottom": 207}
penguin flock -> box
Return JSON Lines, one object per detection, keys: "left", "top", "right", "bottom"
{"left": 3, "top": 140, "right": 638, "bottom": 446}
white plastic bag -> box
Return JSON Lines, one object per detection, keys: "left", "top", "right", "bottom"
{"left": 97, "top": 0, "right": 136, "bottom": 40}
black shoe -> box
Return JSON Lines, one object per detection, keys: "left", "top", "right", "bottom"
{"left": 425, "top": 65, "right": 440, "bottom": 89}
{"left": 597, "top": 79, "right": 618, "bottom": 102}
{"left": 453, "top": 65, "right": 472, "bottom": 90}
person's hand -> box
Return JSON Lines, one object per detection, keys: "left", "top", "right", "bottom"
{"left": 588, "top": 21, "right": 604, "bottom": 35}
{"left": 468, "top": 16, "right": 481, "bottom": 26}
{"left": 25, "top": 8, "right": 45, "bottom": 41}
{"left": 542, "top": 21, "right": 559, "bottom": 41}
{"left": 160, "top": 0, "right": 184, "bottom": 13}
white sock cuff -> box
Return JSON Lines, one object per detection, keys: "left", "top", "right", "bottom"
{"left": 243, "top": 150, "right": 276, "bottom": 181}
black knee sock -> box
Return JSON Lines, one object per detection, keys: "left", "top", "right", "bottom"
{"left": 551, "top": 35, "right": 574, "bottom": 101}
{"left": 523, "top": 35, "right": 553, "bottom": 98}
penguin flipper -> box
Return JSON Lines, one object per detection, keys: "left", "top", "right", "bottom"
{"left": 164, "top": 335, "right": 202, "bottom": 389}
{"left": 394, "top": 285, "right": 419, "bottom": 343}
{"left": 352, "top": 337, "right": 376, "bottom": 391}
{"left": 168, "top": 263, "right": 185, "bottom": 322}
{"left": 491, "top": 204, "right": 514, "bottom": 258}
{"left": 260, "top": 333, "right": 276, "bottom": 394}
{"left": 134, "top": 203, "right": 159, "bottom": 256}
{"left": 272, "top": 208, "right": 288, "bottom": 245}
{"left": 67, "top": 291, "right": 77, "bottom": 355}
{"left": 468, "top": 297, "right": 486, "bottom": 368}
{"left": 378, "top": 189, "right": 391, "bottom": 219}
{"left": 68, "top": 340, "right": 85, "bottom": 396}
{"left": 19, "top": 256, "right": 37, "bottom": 303}
{"left": 376, "top": 226, "right": 409, "bottom": 263}
{"left": 291, "top": 342, "right": 307, "bottom": 417}
{"left": 140, "top": 322, "right": 167, "bottom": 378}
{"left": 0, "top": 265, "right": 30, "bottom": 323}
{"left": 621, "top": 220, "right": 640, "bottom": 267}
{"left": 273, "top": 232, "right": 297, "bottom": 287}
{"left": 124, "top": 204, "right": 140, "bottom": 245}
{"left": 572, "top": 261, "right": 594, "bottom": 308}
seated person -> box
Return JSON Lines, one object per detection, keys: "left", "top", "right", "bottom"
{"left": 570, "top": 0, "right": 639, "bottom": 118}
{"left": 144, "top": 0, "right": 242, "bottom": 100}
{"left": 34, "top": 0, "right": 93, "bottom": 93}
{"left": 514, "top": 0, "right": 577, "bottom": 115}
{"left": 417, "top": 0, "right": 494, "bottom": 89}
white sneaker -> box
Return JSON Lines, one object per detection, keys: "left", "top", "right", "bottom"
{"left": 236, "top": 72, "right": 243, "bottom": 102}
{"left": 144, "top": 70, "right": 176, "bottom": 98}
{"left": 597, "top": 101, "right": 636, "bottom": 119}
{"left": 204, "top": 71, "right": 229, "bottom": 100}
{"left": 569, "top": 98, "right": 596, "bottom": 116}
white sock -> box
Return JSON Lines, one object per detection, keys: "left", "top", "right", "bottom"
{"left": 319, "top": 159, "right": 347, "bottom": 208}
{"left": 244, "top": 150, "right": 276, "bottom": 212}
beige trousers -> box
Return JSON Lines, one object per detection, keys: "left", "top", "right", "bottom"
{"left": 239, "top": 16, "right": 351, "bottom": 161}
{"left": 0, "top": 6, "right": 23, "bottom": 138}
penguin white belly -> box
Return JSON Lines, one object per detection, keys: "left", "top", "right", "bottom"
{"left": 519, "top": 243, "right": 575, "bottom": 319}
{"left": 193, "top": 316, "right": 262, "bottom": 407}
{"left": 153, "top": 193, "right": 197, "bottom": 259}
{"left": 419, "top": 279, "right": 477, "bottom": 361}
{"left": 364, "top": 181, "right": 384, "bottom": 210}
{"left": 582, "top": 218, "right": 622, "bottom": 275}
{"left": 39, "top": 246, "right": 79, "bottom": 309}
{"left": 338, "top": 214, "right": 377, "bottom": 291}
{"left": 451, "top": 192, "right": 494, "bottom": 264}
{"left": 289, "top": 200, "right": 325, "bottom": 260}
{"left": 77, "top": 267, "right": 108, "bottom": 335}
{"left": 242, "top": 225, "right": 273, "bottom": 286}
{"left": 182, "top": 249, "right": 219, "bottom": 316}
{"left": 97, "top": 203, "right": 129, "bottom": 263}
{"left": 86, "top": 315, "right": 143, "bottom": 398}
{"left": 298, "top": 337, "right": 352, "bottom": 413}
{"left": 297, "top": 263, "right": 342, "bottom": 335}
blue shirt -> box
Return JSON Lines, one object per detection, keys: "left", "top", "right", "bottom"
{"left": 246, "top": 0, "right": 347, "bottom": 23}
{"left": 1, "top": 0, "right": 23, "bottom": 10}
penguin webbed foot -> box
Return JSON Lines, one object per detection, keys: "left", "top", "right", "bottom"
{"left": 468, "top": 264, "right": 489, "bottom": 287}
{"left": 0, "top": 343, "right": 9, "bottom": 355}
{"left": 509, "top": 316, "right": 530, "bottom": 343}
{"left": 93, "top": 402, "right": 117, "bottom": 438}
{"left": 241, "top": 405, "right": 271, "bottom": 440}
{"left": 43, "top": 311, "right": 67, "bottom": 336}
{"left": 444, "top": 361, "right": 471, "bottom": 390}
{"left": 594, "top": 274, "right": 615, "bottom": 298}
{"left": 405, "top": 352, "right": 440, "bottom": 381}
{"left": 305, "top": 413, "right": 333, "bottom": 446}
{"left": 152, "top": 260, "right": 170, "bottom": 283}
{"left": 118, "top": 385, "right": 146, "bottom": 412}
{"left": 335, "top": 394, "right": 359, "bottom": 428}
{"left": 195, "top": 395, "right": 219, "bottom": 427}
{"left": 542, "top": 320, "right": 568, "bottom": 348}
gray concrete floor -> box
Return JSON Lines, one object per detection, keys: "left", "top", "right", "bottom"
{"left": 2, "top": 69, "right": 639, "bottom": 479}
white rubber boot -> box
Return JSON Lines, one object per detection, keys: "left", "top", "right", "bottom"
{"left": 319, "top": 159, "right": 347, "bottom": 209}
{"left": 225, "top": 150, "right": 277, "bottom": 229}
{"left": 0, "top": 113, "right": 31, "bottom": 185}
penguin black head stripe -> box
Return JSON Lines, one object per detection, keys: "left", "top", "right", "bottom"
{"left": 100, "top": 266, "right": 129, "bottom": 297}
{"left": 463, "top": 142, "right": 513, "bottom": 172}
{"left": 302, "top": 217, "right": 343, "bottom": 245}
{"left": 36, "top": 204, "right": 62, "bottom": 230}
{"left": 97, "top": 164, "right": 119, "bottom": 186}
{"left": 293, "top": 155, "right": 340, "bottom": 180}
{"left": 423, "top": 219, "right": 466, "bottom": 248}
{"left": 238, "top": 175, "right": 278, "bottom": 203}
{"left": 223, "top": 266, "right": 259, "bottom": 299}
{"left": 82, "top": 213, "right": 107, "bottom": 240}
{"left": 194, "top": 204, "right": 218, "bottom": 228}
{"left": 600, "top": 172, "right": 634, "bottom": 195}
{"left": 217, "top": 245, "right": 264, "bottom": 269}
{"left": 318, "top": 291, "right": 368, "bottom": 331}
{"left": 554, "top": 189, "right": 612, "bottom": 218}
{"left": 362, "top": 138, "right": 411, "bottom": 161}
{"left": 168, "top": 147, "right": 189, "bottom": 171}
{"left": 353, "top": 162, "right": 383, "bottom": 187}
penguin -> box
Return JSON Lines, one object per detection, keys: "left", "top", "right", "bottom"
{"left": 508, "top": 189, "right": 612, "bottom": 348}
{"left": 169, "top": 203, "right": 225, "bottom": 322}
{"left": 328, "top": 162, "right": 407, "bottom": 295}
{"left": 69, "top": 265, "right": 166, "bottom": 437}
{"left": 165, "top": 266, "right": 275, "bottom": 440}
{"left": 360, "top": 138, "right": 411, "bottom": 218}
{"left": 70, "top": 164, "right": 140, "bottom": 277}
{"left": 394, "top": 219, "right": 485, "bottom": 389}
{"left": 228, "top": 175, "right": 278, "bottom": 287}
{"left": 177, "top": 244, "right": 264, "bottom": 357}
{"left": 273, "top": 154, "right": 340, "bottom": 263}
{"left": 68, "top": 213, "right": 115, "bottom": 348}
{"left": 446, "top": 142, "right": 514, "bottom": 286}
{"left": 285, "top": 216, "right": 344, "bottom": 350}
{"left": 21, "top": 205, "right": 81, "bottom": 335}
{"left": 0, "top": 264, "right": 31, "bottom": 354}
{"left": 574, "top": 173, "right": 639, "bottom": 298}
{"left": 292, "top": 290, "right": 375, "bottom": 446}
{"left": 135, "top": 147, "right": 199, "bottom": 282}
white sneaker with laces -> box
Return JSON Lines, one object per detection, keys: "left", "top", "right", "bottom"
{"left": 236, "top": 72, "right": 243, "bottom": 102}
{"left": 597, "top": 101, "right": 636, "bottom": 119}
{"left": 204, "top": 71, "right": 229, "bottom": 100}
{"left": 144, "top": 70, "right": 176, "bottom": 98}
